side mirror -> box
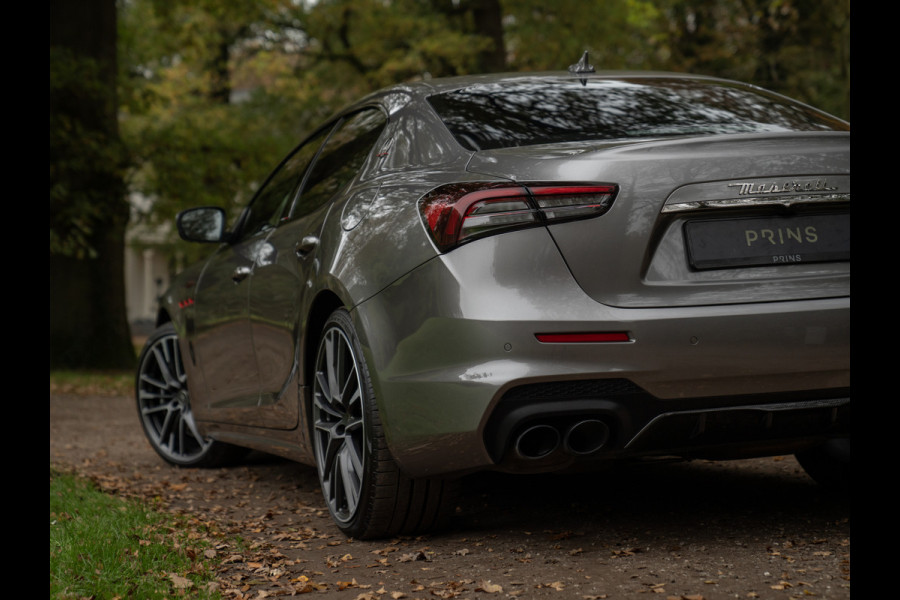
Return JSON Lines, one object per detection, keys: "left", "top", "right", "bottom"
{"left": 176, "top": 207, "right": 227, "bottom": 243}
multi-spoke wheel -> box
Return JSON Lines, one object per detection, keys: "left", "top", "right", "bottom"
{"left": 313, "top": 316, "right": 366, "bottom": 524}
{"left": 136, "top": 323, "right": 243, "bottom": 467}
{"left": 312, "top": 309, "right": 458, "bottom": 539}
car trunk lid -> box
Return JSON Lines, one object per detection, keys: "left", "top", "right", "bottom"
{"left": 465, "top": 131, "right": 850, "bottom": 308}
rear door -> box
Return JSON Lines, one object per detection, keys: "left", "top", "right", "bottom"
{"left": 192, "top": 125, "right": 334, "bottom": 419}
{"left": 248, "top": 108, "right": 388, "bottom": 428}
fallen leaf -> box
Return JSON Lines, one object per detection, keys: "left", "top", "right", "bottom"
{"left": 542, "top": 581, "right": 565, "bottom": 591}
{"left": 169, "top": 573, "right": 193, "bottom": 589}
{"left": 477, "top": 581, "right": 503, "bottom": 593}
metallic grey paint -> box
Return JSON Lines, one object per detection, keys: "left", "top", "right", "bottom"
{"left": 156, "top": 71, "right": 849, "bottom": 485}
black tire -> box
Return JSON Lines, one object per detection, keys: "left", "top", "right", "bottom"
{"left": 795, "top": 437, "right": 850, "bottom": 491}
{"left": 312, "top": 309, "right": 457, "bottom": 539}
{"left": 136, "top": 323, "right": 247, "bottom": 467}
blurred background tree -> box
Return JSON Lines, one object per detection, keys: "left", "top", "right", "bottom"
{"left": 50, "top": 0, "right": 849, "bottom": 368}
{"left": 50, "top": 0, "right": 135, "bottom": 369}
{"left": 120, "top": 0, "right": 849, "bottom": 238}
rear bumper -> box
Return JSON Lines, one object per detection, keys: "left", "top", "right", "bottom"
{"left": 483, "top": 381, "right": 848, "bottom": 473}
{"left": 352, "top": 229, "right": 850, "bottom": 477}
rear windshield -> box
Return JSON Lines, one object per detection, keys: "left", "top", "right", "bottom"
{"left": 427, "top": 78, "right": 848, "bottom": 151}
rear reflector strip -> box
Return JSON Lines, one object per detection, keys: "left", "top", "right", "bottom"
{"left": 535, "top": 332, "right": 631, "bottom": 343}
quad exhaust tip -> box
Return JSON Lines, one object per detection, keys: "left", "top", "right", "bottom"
{"left": 564, "top": 419, "right": 610, "bottom": 455}
{"left": 514, "top": 424, "right": 561, "bottom": 459}
{"left": 513, "top": 419, "right": 611, "bottom": 459}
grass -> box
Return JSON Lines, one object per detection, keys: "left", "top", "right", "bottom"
{"left": 49, "top": 370, "right": 134, "bottom": 397}
{"left": 50, "top": 469, "right": 222, "bottom": 599}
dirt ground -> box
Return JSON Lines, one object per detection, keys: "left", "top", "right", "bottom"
{"left": 50, "top": 393, "right": 850, "bottom": 600}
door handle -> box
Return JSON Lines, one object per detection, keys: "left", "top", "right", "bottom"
{"left": 231, "top": 265, "right": 252, "bottom": 283}
{"left": 295, "top": 235, "right": 319, "bottom": 258}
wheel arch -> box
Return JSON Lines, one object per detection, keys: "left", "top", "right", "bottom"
{"left": 302, "top": 290, "right": 348, "bottom": 431}
{"left": 156, "top": 308, "right": 172, "bottom": 327}
{"left": 304, "top": 291, "right": 348, "bottom": 377}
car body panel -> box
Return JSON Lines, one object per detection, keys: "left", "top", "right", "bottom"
{"left": 190, "top": 239, "right": 260, "bottom": 411}
{"left": 151, "top": 69, "right": 849, "bottom": 487}
{"left": 352, "top": 225, "right": 849, "bottom": 477}
{"left": 466, "top": 132, "right": 850, "bottom": 307}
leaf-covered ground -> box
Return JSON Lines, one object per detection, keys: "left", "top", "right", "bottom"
{"left": 50, "top": 393, "right": 850, "bottom": 599}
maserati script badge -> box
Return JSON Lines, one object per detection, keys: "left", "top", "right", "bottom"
{"left": 728, "top": 179, "right": 838, "bottom": 195}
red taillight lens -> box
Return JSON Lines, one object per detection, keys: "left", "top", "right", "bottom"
{"left": 419, "top": 182, "right": 617, "bottom": 252}
{"left": 419, "top": 183, "right": 535, "bottom": 250}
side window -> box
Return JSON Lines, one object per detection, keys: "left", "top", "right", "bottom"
{"left": 290, "top": 108, "right": 387, "bottom": 221}
{"left": 237, "top": 125, "right": 335, "bottom": 240}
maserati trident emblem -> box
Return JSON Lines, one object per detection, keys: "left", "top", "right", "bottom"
{"left": 728, "top": 179, "right": 838, "bottom": 196}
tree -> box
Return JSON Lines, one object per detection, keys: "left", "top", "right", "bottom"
{"left": 501, "top": 0, "right": 662, "bottom": 72}
{"left": 649, "top": 0, "right": 850, "bottom": 120}
{"left": 119, "top": 0, "right": 501, "bottom": 251}
{"left": 118, "top": 0, "right": 849, "bottom": 286}
{"left": 50, "top": 0, "right": 135, "bottom": 369}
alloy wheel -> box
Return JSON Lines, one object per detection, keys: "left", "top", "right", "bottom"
{"left": 313, "top": 324, "right": 366, "bottom": 524}
{"left": 137, "top": 330, "right": 212, "bottom": 464}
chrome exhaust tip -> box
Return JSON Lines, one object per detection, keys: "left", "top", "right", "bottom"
{"left": 563, "top": 419, "right": 610, "bottom": 455}
{"left": 514, "top": 424, "right": 561, "bottom": 459}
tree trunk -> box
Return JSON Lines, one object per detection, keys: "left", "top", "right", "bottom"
{"left": 469, "top": 0, "right": 506, "bottom": 72}
{"left": 50, "top": 0, "right": 135, "bottom": 369}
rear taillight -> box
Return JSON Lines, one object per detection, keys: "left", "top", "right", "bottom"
{"left": 419, "top": 182, "right": 617, "bottom": 252}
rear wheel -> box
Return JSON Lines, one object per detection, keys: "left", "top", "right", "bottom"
{"left": 136, "top": 323, "right": 246, "bottom": 467}
{"left": 795, "top": 437, "right": 850, "bottom": 491}
{"left": 312, "top": 309, "right": 457, "bottom": 539}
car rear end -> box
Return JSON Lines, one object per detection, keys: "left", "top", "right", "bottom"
{"left": 352, "top": 74, "right": 849, "bottom": 478}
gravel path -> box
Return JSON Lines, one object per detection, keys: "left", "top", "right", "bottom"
{"left": 50, "top": 393, "right": 850, "bottom": 599}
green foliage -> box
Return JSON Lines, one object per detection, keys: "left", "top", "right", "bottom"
{"left": 49, "top": 370, "right": 134, "bottom": 396}
{"left": 50, "top": 469, "right": 221, "bottom": 599}
{"left": 502, "top": 0, "right": 662, "bottom": 71}
{"left": 50, "top": 47, "right": 130, "bottom": 259}
{"left": 643, "top": 0, "right": 850, "bottom": 120}
{"left": 119, "top": 0, "right": 499, "bottom": 258}
{"left": 299, "top": 0, "right": 495, "bottom": 86}
{"left": 119, "top": 0, "right": 848, "bottom": 267}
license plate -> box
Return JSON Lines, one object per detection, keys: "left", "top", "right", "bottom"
{"left": 684, "top": 213, "right": 850, "bottom": 270}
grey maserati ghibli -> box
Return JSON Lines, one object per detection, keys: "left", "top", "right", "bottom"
{"left": 136, "top": 65, "right": 850, "bottom": 539}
